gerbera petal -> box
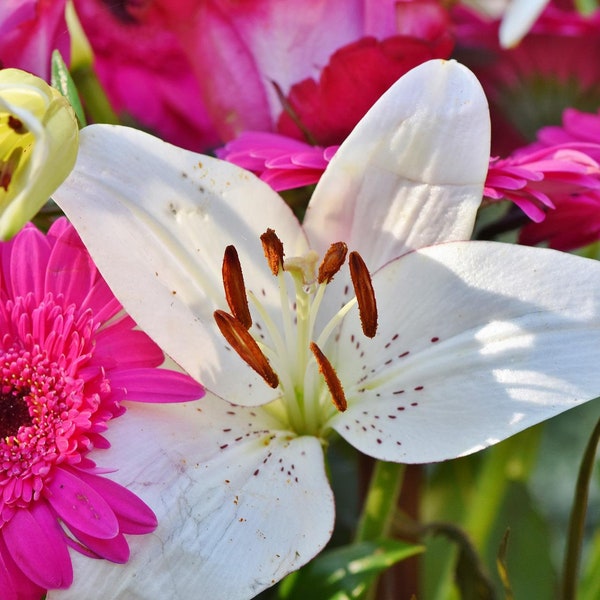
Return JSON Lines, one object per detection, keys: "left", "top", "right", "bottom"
{"left": 45, "top": 467, "right": 119, "bottom": 539}
{"left": 2, "top": 502, "right": 72, "bottom": 589}
{"left": 72, "top": 470, "right": 157, "bottom": 535}
{"left": 0, "top": 536, "right": 19, "bottom": 600}
{"left": 332, "top": 241, "right": 600, "bottom": 463}
{"left": 93, "top": 324, "right": 165, "bottom": 369}
{"left": 49, "top": 398, "right": 334, "bottom": 599}
{"left": 303, "top": 59, "right": 490, "bottom": 271}
{"left": 53, "top": 125, "right": 309, "bottom": 406}
{"left": 44, "top": 221, "right": 97, "bottom": 307}
{"left": 0, "top": 535, "right": 45, "bottom": 600}
{"left": 108, "top": 367, "right": 204, "bottom": 403}
{"left": 9, "top": 225, "right": 50, "bottom": 301}
{"left": 66, "top": 527, "right": 130, "bottom": 564}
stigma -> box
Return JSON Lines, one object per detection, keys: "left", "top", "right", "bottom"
{"left": 214, "top": 229, "right": 378, "bottom": 435}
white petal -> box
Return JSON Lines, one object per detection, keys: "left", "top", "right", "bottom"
{"left": 303, "top": 60, "right": 490, "bottom": 272}
{"left": 331, "top": 241, "right": 600, "bottom": 463}
{"left": 53, "top": 125, "right": 308, "bottom": 405}
{"left": 49, "top": 397, "right": 334, "bottom": 600}
{"left": 499, "top": 0, "right": 549, "bottom": 48}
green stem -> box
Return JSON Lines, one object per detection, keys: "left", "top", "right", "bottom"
{"left": 561, "top": 416, "right": 600, "bottom": 600}
{"left": 579, "top": 530, "right": 600, "bottom": 600}
{"left": 355, "top": 460, "right": 405, "bottom": 543}
{"left": 431, "top": 428, "right": 541, "bottom": 600}
{"left": 71, "top": 65, "right": 120, "bottom": 125}
{"left": 355, "top": 460, "right": 406, "bottom": 600}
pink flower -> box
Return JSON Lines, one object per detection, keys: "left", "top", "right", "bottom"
{"left": 73, "top": 0, "right": 220, "bottom": 151}
{"left": 508, "top": 107, "right": 600, "bottom": 250}
{"left": 0, "top": 218, "right": 203, "bottom": 598}
{"left": 537, "top": 107, "right": 600, "bottom": 155}
{"left": 125, "top": 0, "right": 407, "bottom": 141}
{"left": 218, "top": 1, "right": 453, "bottom": 185}
{"left": 484, "top": 144, "right": 600, "bottom": 221}
{"left": 217, "top": 132, "right": 338, "bottom": 191}
{"left": 0, "top": 0, "right": 70, "bottom": 81}
{"left": 519, "top": 191, "right": 600, "bottom": 250}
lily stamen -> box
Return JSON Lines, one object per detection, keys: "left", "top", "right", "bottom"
{"left": 318, "top": 242, "right": 348, "bottom": 283}
{"left": 214, "top": 309, "right": 279, "bottom": 388}
{"left": 310, "top": 341, "right": 347, "bottom": 412}
{"left": 222, "top": 245, "right": 252, "bottom": 329}
{"left": 349, "top": 251, "right": 378, "bottom": 338}
{"left": 260, "top": 228, "right": 285, "bottom": 275}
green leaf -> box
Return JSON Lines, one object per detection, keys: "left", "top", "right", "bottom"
{"left": 278, "top": 539, "right": 423, "bottom": 600}
{"left": 51, "top": 50, "right": 87, "bottom": 127}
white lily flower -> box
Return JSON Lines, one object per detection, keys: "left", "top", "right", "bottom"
{"left": 50, "top": 60, "right": 600, "bottom": 599}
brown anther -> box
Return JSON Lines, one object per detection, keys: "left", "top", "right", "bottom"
{"left": 222, "top": 245, "right": 252, "bottom": 329}
{"left": 318, "top": 242, "right": 348, "bottom": 284}
{"left": 7, "top": 116, "right": 26, "bottom": 134}
{"left": 349, "top": 251, "right": 378, "bottom": 338}
{"left": 214, "top": 310, "right": 279, "bottom": 388}
{"left": 310, "top": 341, "right": 347, "bottom": 412}
{"left": 260, "top": 229, "right": 285, "bottom": 276}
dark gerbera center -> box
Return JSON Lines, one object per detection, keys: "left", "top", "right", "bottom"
{"left": 0, "top": 388, "right": 32, "bottom": 439}
{"left": 0, "top": 292, "right": 114, "bottom": 512}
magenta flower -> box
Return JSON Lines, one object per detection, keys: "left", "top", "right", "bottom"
{"left": 217, "top": 2, "right": 453, "bottom": 189}
{"left": 484, "top": 144, "right": 600, "bottom": 221}
{"left": 73, "top": 0, "right": 220, "bottom": 151}
{"left": 0, "top": 218, "right": 203, "bottom": 598}
{"left": 519, "top": 190, "right": 600, "bottom": 250}
{"left": 124, "top": 0, "right": 416, "bottom": 141}
{"left": 508, "top": 107, "right": 600, "bottom": 250}
{"left": 0, "top": 0, "right": 69, "bottom": 81}
{"left": 217, "top": 132, "right": 338, "bottom": 191}
{"left": 537, "top": 108, "right": 600, "bottom": 155}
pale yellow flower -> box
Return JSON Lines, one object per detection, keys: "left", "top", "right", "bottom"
{"left": 0, "top": 69, "right": 79, "bottom": 240}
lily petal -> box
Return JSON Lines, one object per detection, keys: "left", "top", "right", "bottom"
{"left": 499, "top": 0, "right": 549, "bottom": 48}
{"left": 303, "top": 59, "right": 490, "bottom": 271}
{"left": 48, "top": 397, "right": 334, "bottom": 600}
{"left": 332, "top": 241, "right": 600, "bottom": 462}
{"left": 53, "top": 125, "right": 309, "bottom": 406}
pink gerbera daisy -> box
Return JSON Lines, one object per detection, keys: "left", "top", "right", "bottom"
{"left": 0, "top": 218, "right": 203, "bottom": 599}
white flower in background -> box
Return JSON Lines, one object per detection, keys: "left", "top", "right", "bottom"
{"left": 50, "top": 60, "right": 600, "bottom": 599}
{"left": 0, "top": 68, "right": 79, "bottom": 240}
{"left": 498, "top": 0, "right": 550, "bottom": 47}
